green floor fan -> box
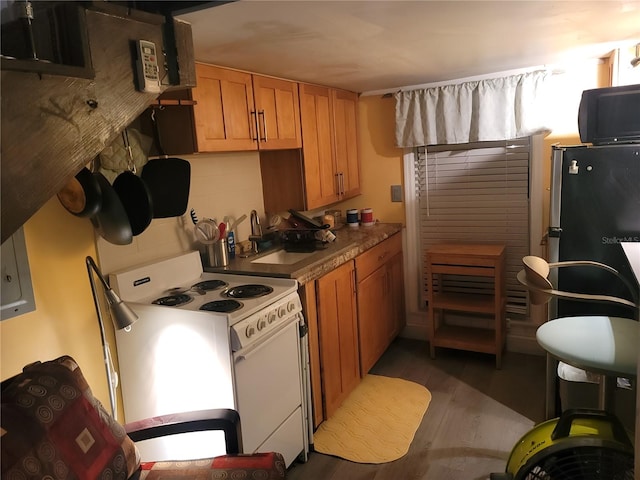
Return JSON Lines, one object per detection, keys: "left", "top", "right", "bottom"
{"left": 491, "top": 409, "right": 634, "bottom": 480}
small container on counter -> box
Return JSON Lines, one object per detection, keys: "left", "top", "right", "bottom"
{"left": 227, "top": 230, "right": 236, "bottom": 259}
{"left": 361, "top": 208, "right": 374, "bottom": 226}
{"left": 207, "top": 237, "right": 229, "bottom": 267}
{"left": 322, "top": 214, "right": 335, "bottom": 229}
{"left": 326, "top": 209, "right": 342, "bottom": 226}
{"left": 346, "top": 209, "right": 359, "bottom": 227}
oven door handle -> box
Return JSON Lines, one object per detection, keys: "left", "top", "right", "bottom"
{"left": 234, "top": 317, "right": 299, "bottom": 362}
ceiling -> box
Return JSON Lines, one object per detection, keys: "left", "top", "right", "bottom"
{"left": 175, "top": 1, "right": 640, "bottom": 94}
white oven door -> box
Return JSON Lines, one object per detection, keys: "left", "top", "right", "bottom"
{"left": 233, "top": 316, "right": 305, "bottom": 466}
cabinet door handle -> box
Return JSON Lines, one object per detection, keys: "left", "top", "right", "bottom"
{"left": 351, "top": 268, "right": 356, "bottom": 295}
{"left": 338, "top": 172, "right": 345, "bottom": 195}
{"left": 258, "top": 110, "right": 267, "bottom": 142}
{"left": 250, "top": 111, "right": 259, "bottom": 142}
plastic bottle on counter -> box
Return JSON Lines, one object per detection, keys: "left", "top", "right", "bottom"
{"left": 227, "top": 229, "right": 236, "bottom": 259}
{"left": 224, "top": 218, "right": 236, "bottom": 259}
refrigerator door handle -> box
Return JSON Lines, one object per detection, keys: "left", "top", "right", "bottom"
{"left": 548, "top": 227, "right": 562, "bottom": 238}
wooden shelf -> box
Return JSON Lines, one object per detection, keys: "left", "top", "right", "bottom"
{"left": 151, "top": 98, "right": 197, "bottom": 106}
{"left": 430, "top": 324, "right": 496, "bottom": 354}
{"left": 426, "top": 244, "right": 506, "bottom": 368}
{"left": 431, "top": 292, "right": 496, "bottom": 314}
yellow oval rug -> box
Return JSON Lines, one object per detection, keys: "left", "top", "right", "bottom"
{"left": 313, "top": 374, "right": 432, "bottom": 464}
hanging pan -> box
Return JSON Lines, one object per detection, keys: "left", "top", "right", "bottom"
{"left": 90, "top": 172, "right": 133, "bottom": 245}
{"left": 141, "top": 109, "right": 191, "bottom": 218}
{"left": 112, "top": 129, "right": 154, "bottom": 236}
{"left": 57, "top": 167, "right": 102, "bottom": 218}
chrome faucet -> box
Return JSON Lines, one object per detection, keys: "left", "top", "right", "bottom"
{"left": 249, "top": 210, "right": 263, "bottom": 254}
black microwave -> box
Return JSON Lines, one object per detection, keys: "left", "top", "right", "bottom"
{"left": 578, "top": 84, "right": 640, "bottom": 145}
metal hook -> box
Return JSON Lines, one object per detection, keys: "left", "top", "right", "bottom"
{"left": 121, "top": 129, "right": 136, "bottom": 174}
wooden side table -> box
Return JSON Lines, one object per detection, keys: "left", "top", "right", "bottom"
{"left": 426, "top": 244, "right": 506, "bottom": 368}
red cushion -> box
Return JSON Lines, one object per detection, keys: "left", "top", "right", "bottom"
{"left": 1, "top": 356, "right": 140, "bottom": 479}
{"left": 139, "top": 452, "right": 286, "bottom": 479}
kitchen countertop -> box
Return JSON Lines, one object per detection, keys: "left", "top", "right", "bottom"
{"left": 205, "top": 223, "right": 403, "bottom": 285}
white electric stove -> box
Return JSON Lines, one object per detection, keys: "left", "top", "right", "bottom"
{"left": 109, "top": 251, "right": 311, "bottom": 467}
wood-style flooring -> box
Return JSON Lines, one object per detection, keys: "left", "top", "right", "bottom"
{"left": 287, "top": 338, "right": 546, "bottom": 480}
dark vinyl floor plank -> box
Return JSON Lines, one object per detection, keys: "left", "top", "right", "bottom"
{"left": 287, "top": 338, "right": 546, "bottom": 480}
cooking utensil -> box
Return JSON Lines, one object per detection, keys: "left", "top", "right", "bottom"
{"left": 56, "top": 167, "right": 102, "bottom": 217}
{"left": 227, "top": 214, "right": 247, "bottom": 233}
{"left": 112, "top": 129, "right": 154, "bottom": 236}
{"left": 194, "top": 218, "right": 220, "bottom": 244}
{"left": 90, "top": 172, "right": 133, "bottom": 245}
{"left": 190, "top": 208, "right": 199, "bottom": 225}
{"left": 218, "top": 222, "right": 226, "bottom": 238}
{"left": 142, "top": 109, "right": 191, "bottom": 218}
{"left": 288, "top": 209, "right": 329, "bottom": 229}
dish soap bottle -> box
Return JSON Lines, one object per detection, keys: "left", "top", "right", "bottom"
{"left": 225, "top": 217, "right": 236, "bottom": 259}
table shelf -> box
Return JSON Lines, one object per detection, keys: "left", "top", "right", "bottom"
{"left": 429, "top": 324, "right": 497, "bottom": 354}
{"left": 431, "top": 292, "right": 496, "bottom": 314}
{"left": 426, "top": 244, "right": 506, "bottom": 368}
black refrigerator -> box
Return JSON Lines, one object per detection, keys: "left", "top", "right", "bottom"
{"left": 545, "top": 143, "right": 640, "bottom": 419}
{"left": 548, "top": 143, "right": 640, "bottom": 320}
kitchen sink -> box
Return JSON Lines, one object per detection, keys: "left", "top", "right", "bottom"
{"left": 250, "top": 249, "right": 316, "bottom": 265}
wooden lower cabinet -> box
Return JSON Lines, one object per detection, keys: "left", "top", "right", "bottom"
{"left": 355, "top": 233, "right": 405, "bottom": 375}
{"left": 316, "top": 260, "right": 360, "bottom": 419}
{"left": 356, "top": 264, "right": 390, "bottom": 374}
{"left": 301, "top": 236, "right": 405, "bottom": 426}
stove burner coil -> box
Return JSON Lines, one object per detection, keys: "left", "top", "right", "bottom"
{"left": 222, "top": 284, "right": 274, "bottom": 299}
{"left": 200, "top": 299, "right": 243, "bottom": 313}
{"left": 152, "top": 294, "right": 193, "bottom": 307}
{"left": 192, "top": 279, "right": 228, "bottom": 291}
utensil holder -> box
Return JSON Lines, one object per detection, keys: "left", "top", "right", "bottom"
{"left": 207, "top": 238, "right": 229, "bottom": 267}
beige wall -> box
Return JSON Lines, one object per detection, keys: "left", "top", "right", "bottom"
{"left": 97, "top": 151, "right": 264, "bottom": 274}
{"left": 0, "top": 198, "right": 112, "bottom": 408}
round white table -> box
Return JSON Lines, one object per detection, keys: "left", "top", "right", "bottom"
{"left": 536, "top": 315, "right": 638, "bottom": 411}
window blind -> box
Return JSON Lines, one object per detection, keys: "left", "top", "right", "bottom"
{"left": 416, "top": 138, "right": 530, "bottom": 318}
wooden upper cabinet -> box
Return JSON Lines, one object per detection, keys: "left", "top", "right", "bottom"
{"left": 253, "top": 75, "right": 302, "bottom": 150}
{"left": 299, "top": 83, "right": 339, "bottom": 209}
{"left": 333, "top": 89, "right": 361, "bottom": 200}
{"left": 191, "top": 63, "right": 301, "bottom": 152}
{"left": 299, "top": 83, "right": 361, "bottom": 210}
{"left": 192, "top": 63, "right": 256, "bottom": 152}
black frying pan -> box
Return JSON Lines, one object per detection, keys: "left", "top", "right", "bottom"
{"left": 90, "top": 173, "right": 133, "bottom": 245}
{"left": 142, "top": 109, "right": 191, "bottom": 218}
{"left": 57, "top": 167, "right": 102, "bottom": 217}
{"left": 112, "top": 130, "right": 154, "bottom": 236}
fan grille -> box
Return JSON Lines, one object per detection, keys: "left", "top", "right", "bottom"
{"left": 519, "top": 446, "right": 634, "bottom": 480}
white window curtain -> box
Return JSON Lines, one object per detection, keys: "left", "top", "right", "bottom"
{"left": 395, "top": 70, "right": 550, "bottom": 147}
{"left": 416, "top": 140, "right": 531, "bottom": 318}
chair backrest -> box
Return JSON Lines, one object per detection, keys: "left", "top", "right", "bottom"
{"left": 517, "top": 256, "right": 639, "bottom": 311}
{"left": 1, "top": 355, "right": 140, "bottom": 479}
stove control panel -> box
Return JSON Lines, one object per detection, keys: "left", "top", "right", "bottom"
{"left": 231, "top": 292, "right": 302, "bottom": 351}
